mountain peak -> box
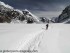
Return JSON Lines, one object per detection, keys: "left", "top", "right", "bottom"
{"left": 0, "top": 1, "right": 13, "bottom": 9}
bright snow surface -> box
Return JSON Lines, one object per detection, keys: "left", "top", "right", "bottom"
{"left": 0, "top": 24, "right": 70, "bottom": 53}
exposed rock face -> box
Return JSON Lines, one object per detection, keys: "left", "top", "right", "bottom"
{"left": 53, "top": 5, "right": 70, "bottom": 23}
{"left": 0, "top": 1, "right": 40, "bottom": 23}
{"left": 0, "top": 10, "right": 20, "bottom": 23}
{"left": 39, "top": 17, "right": 49, "bottom": 23}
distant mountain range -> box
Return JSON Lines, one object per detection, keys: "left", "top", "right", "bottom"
{"left": 0, "top": 1, "right": 70, "bottom": 24}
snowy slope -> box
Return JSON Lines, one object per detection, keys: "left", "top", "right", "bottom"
{"left": 0, "top": 24, "right": 45, "bottom": 50}
{"left": 0, "top": 24, "right": 70, "bottom": 53}
{"left": 37, "top": 24, "right": 70, "bottom": 53}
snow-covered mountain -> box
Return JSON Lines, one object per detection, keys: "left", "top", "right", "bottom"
{"left": 24, "top": 9, "right": 40, "bottom": 22}
{"left": 39, "top": 17, "right": 49, "bottom": 23}
{"left": 0, "top": 1, "right": 41, "bottom": 23}
{"left": 3, "top": 1, "right": 70, "bottom": 24}
{"left": 0, "top": 1, "right": 13, "bottom": 11}
{"left": 51, "top": 5, "right": 70, "bottom": 23}
{"left": 22, "top": 9, "right": 40, "bottom": 23}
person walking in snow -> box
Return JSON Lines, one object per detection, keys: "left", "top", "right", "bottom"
{"left": 46, "top": 24, "right": 49, "bottom": 30}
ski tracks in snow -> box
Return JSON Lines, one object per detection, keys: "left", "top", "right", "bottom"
{"left": 17, "top": 29, "right": 45, "bottom": 53}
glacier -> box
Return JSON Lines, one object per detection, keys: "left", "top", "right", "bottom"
{"left": 0, "top": 24, "right": 70, "bottom": 53}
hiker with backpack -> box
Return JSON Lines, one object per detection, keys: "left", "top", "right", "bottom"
{"left": 46, "top": 24, "right": 49, "bottom": 30}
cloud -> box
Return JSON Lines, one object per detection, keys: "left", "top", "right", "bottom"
{"left": 1, "top": 0, "right": 70, "bottom": 11}
{"left": 0, "top": 0, "right": 70, "bottom": 18}
{"left": 32, "top": 11, "right": 62, "bottom": 18}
